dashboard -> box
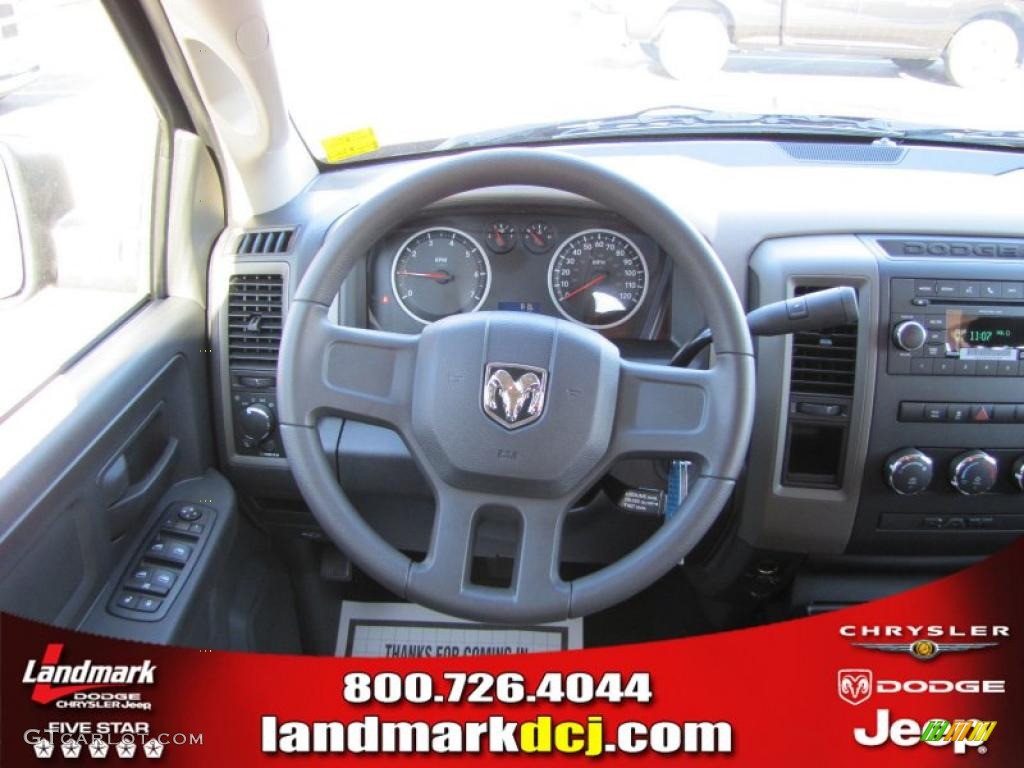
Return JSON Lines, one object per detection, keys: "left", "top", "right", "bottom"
{"left": 208, "top": 138, "right": 1024, "bottom": 576}
{"left": 366, "top": 209, "right": 672, "bottom": 341}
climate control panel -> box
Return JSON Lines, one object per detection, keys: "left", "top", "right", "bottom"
{"left": 884, "top": 447, "right": 1024, "bottom": 496}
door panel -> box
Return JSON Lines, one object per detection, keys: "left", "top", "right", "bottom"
{"left": 0, "top": 298, "right": 212, "bottom": 626}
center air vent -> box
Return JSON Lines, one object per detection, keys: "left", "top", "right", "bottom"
{"left": 227, "top": 274, "right": 284, "bottom": 368}
{"left": 789, "top": 286, "right": 858, "bottom": 397}
{"left": 235, "top": 228, "right": 294, "bottom": 255}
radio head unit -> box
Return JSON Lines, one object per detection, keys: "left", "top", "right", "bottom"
{"left": 888, "top": 278, "right": 1024, "bottom": 377}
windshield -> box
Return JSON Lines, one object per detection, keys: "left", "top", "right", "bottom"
{"left": 265, "top": 0, "right": 1024, "bottom": 163}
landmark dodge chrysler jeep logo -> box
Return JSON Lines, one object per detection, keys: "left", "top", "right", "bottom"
{"left": 483, "top": 364, "right": 547, "bottom": 429}
{"left": 22, "top": 644, "right": 156, "bottom": 704}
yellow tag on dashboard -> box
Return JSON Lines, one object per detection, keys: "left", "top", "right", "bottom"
{"left": 321, "top": 128, "right": 380, "bottom": 162}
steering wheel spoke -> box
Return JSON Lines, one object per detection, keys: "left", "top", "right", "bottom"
{"left": 278, "top": 302, "right": 418, "bottom": 430}
{"left": 406, "top": 488, "right": 572, "bottom": 623}
{"left": 610, "top": 354, "right": 753, "bottom": 478}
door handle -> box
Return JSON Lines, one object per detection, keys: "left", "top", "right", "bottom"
{"left": 96, "top": 402, "right": 179, "bottom": 540}
{"left": 104, "top": 437, "right": 178, "bottom": 540}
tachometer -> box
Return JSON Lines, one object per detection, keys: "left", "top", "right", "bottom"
{"left": 391, "top": 228, "right": 491, "bottom": 324}
{"left": 547, "top": 229, "right": 648, "bottom": 329}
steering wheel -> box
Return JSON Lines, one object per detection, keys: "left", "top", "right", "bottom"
{"left": 278, "top": 149, "right": 754, "bottom": 623}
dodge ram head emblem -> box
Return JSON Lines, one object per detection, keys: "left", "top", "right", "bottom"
{"left": 837, "top": 669, "right": 873, "bottom": 706}
{"left": 483, "top": 364, "right": 547, "bottom": 429}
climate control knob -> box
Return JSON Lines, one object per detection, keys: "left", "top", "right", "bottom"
{"left": 884, "top": 448, "right": 934, "bottom": 495}
{"left": 892, "top": 320, "right": 927, "bottom": 352}
{"left": 1012, "top": 457, "right": 1024, "bottom": 492}
{"left": 949, "top": 451, "right": 998, "bottom": 496}
{"left": 239, "top": 403, "right": 275, "bottom": 442}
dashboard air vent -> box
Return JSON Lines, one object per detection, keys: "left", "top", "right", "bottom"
{"left": 779, "top": 142, "right": 906, "bottom": 165}
{"left": 235, "top": 228, "right": 294, "bottom": 255}
{"left": 227, "top": 274, "right": 284, "bottom": 368}
{"left": 789, "top": 286, "right": 858, "bottom": 397}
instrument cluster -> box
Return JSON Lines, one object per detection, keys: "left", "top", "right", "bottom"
{"left": 367, "top": 210, "right": 671, "bottom": 340}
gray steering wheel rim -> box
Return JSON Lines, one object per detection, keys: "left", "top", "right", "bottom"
{"left": 278, "top": 148, "right": 754, "bottom": 622}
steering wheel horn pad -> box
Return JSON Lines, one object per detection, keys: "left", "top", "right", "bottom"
{"left": 278, "top": 149, "right": 754, "bottom": 623}
{"left": 412, "top": 311, "right": 619, "bottom": 496}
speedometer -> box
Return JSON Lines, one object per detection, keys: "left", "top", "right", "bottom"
{"left": 547, "top": 229, "right": 648, "bottom": 329}
{"left": 391, "top": 227, "right": 491, "bottom": 324}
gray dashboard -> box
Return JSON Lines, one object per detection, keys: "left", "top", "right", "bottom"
{"left": 207, "top": 137, "right": 1024, "bottom": 563}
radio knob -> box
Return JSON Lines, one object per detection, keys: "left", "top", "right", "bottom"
{"left": 239, "top": 403, "right": 275, "bottom": 442}
{"left": 884, "top": 448, "right": 934, "bottom": 495}
{"left": 1013, "top": 457, "right": 1024, "bottom": 492}
{"left": 893, "top": 320, "right": 928, "bottom": 352}
{"left": 949, "top": 451, "right": 998, "bottom": 495}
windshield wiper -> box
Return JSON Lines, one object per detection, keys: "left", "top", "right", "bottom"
{"left": 436, "top": 106, "right": 1024, "bottom": 151}
{"left": 896, "top": 126, "right": 1024, "bottom": 149}
{"left": 437, "top": 107, "right": 902, "bottom": 150}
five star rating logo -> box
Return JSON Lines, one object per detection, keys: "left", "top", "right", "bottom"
{"left": 116, "top": 740, "right": 137, "bottom": 759}
{"left": 88, "top": 739, "right": 109, "bottom": 758}
{"left": 32, "top": 737, "right": 168, "bottom": 760}
{"left": 61, "top": 741, "right": 83, "bottom": 758}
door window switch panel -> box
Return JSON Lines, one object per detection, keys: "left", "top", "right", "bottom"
{"left": 107, "top": 502, "right": 217, "bottom": 622}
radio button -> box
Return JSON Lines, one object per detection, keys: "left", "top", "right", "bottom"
{"left": 910, "top": 358, "right": 934, "bottom": 375}
{"left": 977, "top": 361, "right": 999, "bottom": 376}
{"left": 998, "top": 361, "right": 1018, "bottom": 376}
{"left": 914, "top": 280, "right": 937, "bottom": 296}
{"left": 936, "top": 280, "right": 958, "bottom": 297}
{"left": 889, "top": 352, "right": 912, "bottom": 374}
{"left": 1003, "top": 283, "right": 1023, "bottom": 300}
{"left": 934, "top": 359, "right": 956, "bottom": 375}
{"left": 925, "top": 345, "right": 944, "bottom": 358}
{"left": 980, "top": 282, "right": 1002, "bottom": 299}
{"left": 955, "top": 360, "right": 976, "bottom": 376}
{"left": 959, "top": 281, "right": 980, "bottom": 298}
{"left": 924, "top": 316, "right": 946, "bottom": 331}
{"left": 926, "top": 329, "right": 945, "bottom": 344}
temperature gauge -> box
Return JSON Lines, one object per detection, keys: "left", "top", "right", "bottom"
{"left": 485, "top": 221, "right": 517, "bottom": 254}
{"left": 523, "top": 221, "right": 555, "bottom": 254}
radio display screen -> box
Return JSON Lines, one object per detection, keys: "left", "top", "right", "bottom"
{"left": 947, "top": 311, "right": 1024, "bottom": 351}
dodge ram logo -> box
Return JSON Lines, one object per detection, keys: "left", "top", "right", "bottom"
{"left": 483, "top": 364, "right": 547, "bottom": 429}
{"left": 838, "top": 669, "right": 873, "bottom": 706}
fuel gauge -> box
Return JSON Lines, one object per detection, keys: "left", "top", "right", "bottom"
{"left": 523, "top": 221, "right": 555, "bottom": 254}
{"left": 485, "top": 221, "right": 517, "bottom": 254}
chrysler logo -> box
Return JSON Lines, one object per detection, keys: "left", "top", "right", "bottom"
{"left": 483, "top": 363, "right": 547, "bottom": 429}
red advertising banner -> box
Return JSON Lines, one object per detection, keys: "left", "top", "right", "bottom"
{"left": 2, "top": 539, "right": 1021, "bottom": 766}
